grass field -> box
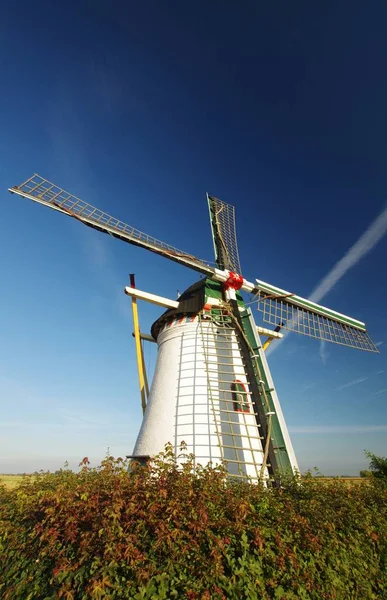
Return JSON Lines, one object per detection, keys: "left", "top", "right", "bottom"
{"left": 0, "top": 475, "right": 27, "bottom": 489}
{"left": 306, "top": 476, "right": 367, "bottom": 486}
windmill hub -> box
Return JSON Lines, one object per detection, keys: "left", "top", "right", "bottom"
{"left": 223, "top": 271, "right": 244, "bottom": 291}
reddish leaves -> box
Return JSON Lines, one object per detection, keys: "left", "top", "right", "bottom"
{"left": 0, "top": 448, "right": 386, "bottom": 599}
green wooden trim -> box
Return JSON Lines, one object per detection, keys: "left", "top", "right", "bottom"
{"left": 204, "top": 278, "right": 244, "bottom": 307}
{"left": 240, "top": 309, "right": 293, "bottom": 474}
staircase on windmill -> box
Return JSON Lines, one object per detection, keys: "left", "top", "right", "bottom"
{"left": 8, "top": 175, "right": 379, "bottom": 482}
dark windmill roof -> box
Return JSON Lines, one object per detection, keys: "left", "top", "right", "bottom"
{"left": 151, "top": 278, "right": 207, "bottom": 340}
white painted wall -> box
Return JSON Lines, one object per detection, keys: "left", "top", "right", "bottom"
{"left": 132, "top": 315, "right": 268, "bottom": 481}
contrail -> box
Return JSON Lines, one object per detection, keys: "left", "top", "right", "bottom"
{"left": 335, "top": 377, "right": 368, "bottom": 391}
{"left": 308, "top": 205, "right": 387, "bottom": 304}
{"left": 267, "top": 204, "right": 387, "bottom": 356}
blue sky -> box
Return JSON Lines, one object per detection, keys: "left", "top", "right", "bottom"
{"left": 1, "top": 1, "right": 386, "bottom": 475}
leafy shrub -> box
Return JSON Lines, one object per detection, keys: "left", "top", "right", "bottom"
{"left": 365, "top": 451, "right": 387, "bottom": 483}
{"left": 360, "top": 470, "right": 372, "bottom": 478}
{"left": 0, "top": 445, "right": 386, "bottom": 599}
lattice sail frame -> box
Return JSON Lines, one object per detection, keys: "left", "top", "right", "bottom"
{"left": 9, "top": 174, "right": 378, "bottom": 353}
{"left": 254, "top": 280, "right": 378, "bottom": 352}
{"left": 207, "top": 194, "right": 242, "bottom": 275}
{"left": 9, "top": 174, "right": 215, "bottom": 277}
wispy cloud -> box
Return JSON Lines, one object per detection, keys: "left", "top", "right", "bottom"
{"left": 267, "top": 204, "right": 387, "bottom": 356}
{"left": 81, "top": 231, "right": 110, "bottom": 271}
{"left": 319, "top": 341, "right": 329, "bottom": 365}
{"left": 370, "top": 388, "right": 387, "bottom": 397}
{"left": 377, "top": 370, "right": 385, "bottom": 375}
{"left": 49, "top": 84, "right": 132, "bottom": 325}
{"left": 336, "top": 377, "right": 368, "bottom": 391}
{"left": 58, "top": 411, "right": 95, "bottom": 427}
{"left": 376, "top": 341, "right": 384, "bottom": 348}
{"left": 289, "top": 425, "right": 387, "bottom": 434}
{"left": 300, "top": 382, "right": 317, "bottom": 393}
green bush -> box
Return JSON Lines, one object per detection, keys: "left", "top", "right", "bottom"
{"left": 365, "top": 451, "right": 387, "bottom": 483}
{"left": 0, "top": 445, "right": 386, "bottom": 599}
{"left": 359, "top": 470, "right": 372, "bottom": 478}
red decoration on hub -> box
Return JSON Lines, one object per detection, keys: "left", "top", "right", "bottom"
{"left": 224, "top": 271, "right": 244, "bottom": 291}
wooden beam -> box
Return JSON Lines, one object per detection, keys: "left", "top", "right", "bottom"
{"left": 124, "top": 286, "right": 178, "bottom": 309}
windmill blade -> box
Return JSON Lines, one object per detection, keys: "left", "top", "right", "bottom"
{"left": 253, "top": 279, "right": 378, "bottom": 353}
{"left": 207, "top": 194, "right": 242, "bottom": 274}
{"left": 9, "top": 174, "right": 215, "bottom": 277}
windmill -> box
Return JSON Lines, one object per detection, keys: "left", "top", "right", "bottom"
{"left": 8, "top": 175, "right": 378, "bottom": 482}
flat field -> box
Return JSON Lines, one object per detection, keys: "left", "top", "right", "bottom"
{"left": 309, "top": 476, "right": 367, "bottom": 485}
{"left": 0, "top": 475, "right": 27, "bottom": 489}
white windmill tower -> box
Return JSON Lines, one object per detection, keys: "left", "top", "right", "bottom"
{"left": 8, "top": 175, "right": 378, "bottom": 482}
